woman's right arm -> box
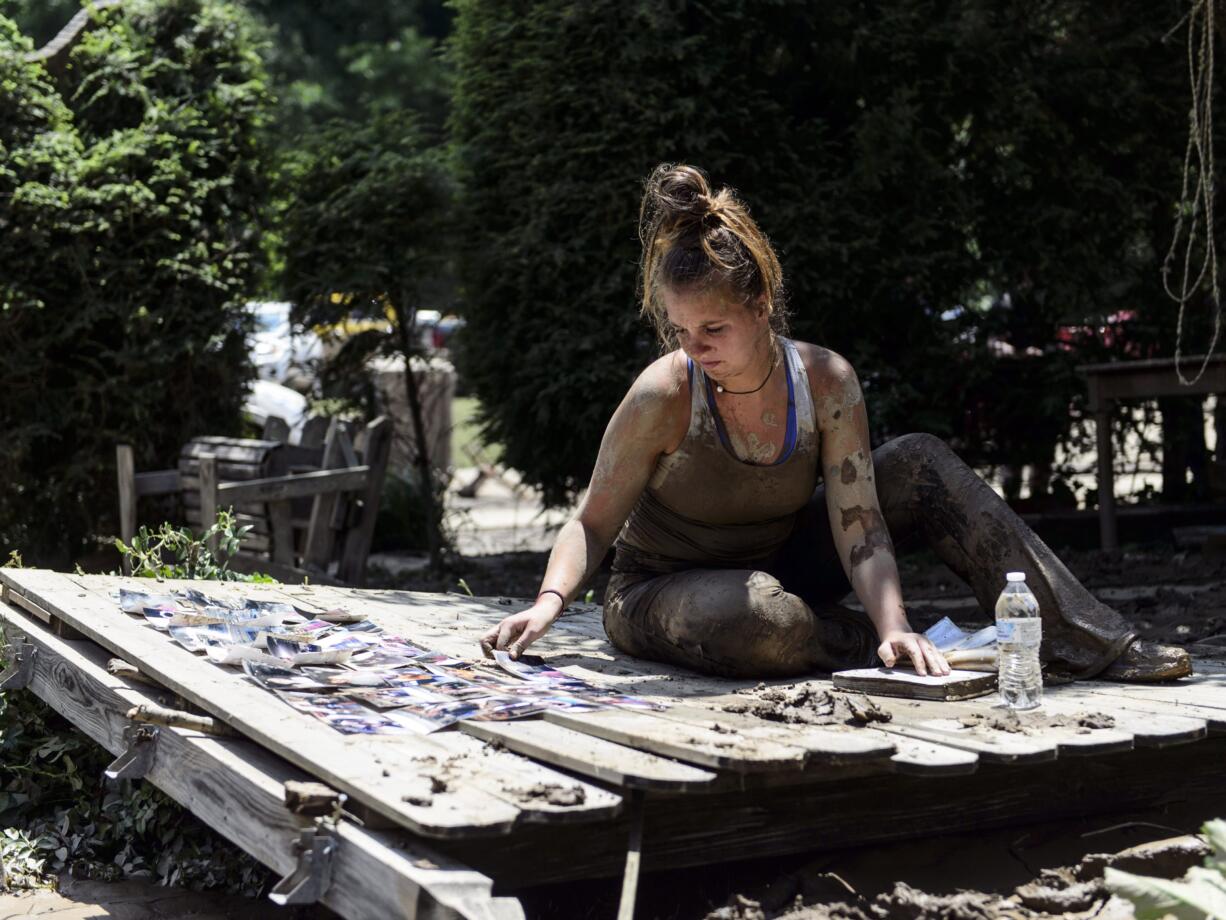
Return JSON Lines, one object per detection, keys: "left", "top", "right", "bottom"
{"left": 481, "top": 355, "right": 686, "bottom": 659}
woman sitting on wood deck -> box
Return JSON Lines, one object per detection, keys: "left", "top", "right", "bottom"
{"left": 482, "top": 163, "right": 1190, "bottom": 683}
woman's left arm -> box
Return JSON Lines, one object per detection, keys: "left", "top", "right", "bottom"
{"left": 807, "top": 348, "right": 949, "bottom": 676}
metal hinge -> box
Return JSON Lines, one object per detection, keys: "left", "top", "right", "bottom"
{"left": 0, "top": 643, "right": 37, "bottom": 691}
{"left": 269, "top": 822, "right": 336, "bottom": 906}
{"left": 104, "top": 724, "right": 159, "bottom": 782}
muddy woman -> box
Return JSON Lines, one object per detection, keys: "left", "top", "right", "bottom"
{"left": 481, "top": 163, "right": 1189, "bottom": 682}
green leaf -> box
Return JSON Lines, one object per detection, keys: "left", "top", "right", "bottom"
{"left": 1104, "top": 866, "right": 1226, "bottom": 919}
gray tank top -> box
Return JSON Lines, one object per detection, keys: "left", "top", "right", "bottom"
{"left": 613, "top": 337, "right": 819, "bottom": 575}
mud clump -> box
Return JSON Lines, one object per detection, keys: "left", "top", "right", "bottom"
{"left": 510, "top": 782, "right": 586, "bottom": 806}
{"left": 1014, "top": 874, "right": 1103, "bottom": 913}
{"left": 1076, "top": 834, "right": 1210, "bottom": 881}
{"left": 714, "top": 883, "right": 1013, "bottom": 919}
{"left": 724, "top": 686, "right": 891, "bottom": 726}
{"left": 867, "top": 882, "right": 1016, "bottom": 919}
{"left": 1048, "top": 712, "right": 1116, "bottom": 732}
{"left": 957, "top": 712, "right": 1027, "bottom": 734}
{"left": 957, "top": 710, "right": 1115, "bottom": 735}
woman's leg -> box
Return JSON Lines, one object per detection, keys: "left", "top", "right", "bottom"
{"left": 777, "top": 432, "right": 1187, "bottom": 680}
{"left": 603, "top": 568, "right": 878, "bottom": 678}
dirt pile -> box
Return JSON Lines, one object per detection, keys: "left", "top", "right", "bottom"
{"left": 703, "top": 834, "right": 1211, "bottom": 920}
{"left": 955, "top": 711, "right": 1116, "bottom": 735}
{"left": 708, "top": 883, "right": 1015, "bottom": 920}
{"left": 722, "top": 686, "right": 891, "bottom": 726}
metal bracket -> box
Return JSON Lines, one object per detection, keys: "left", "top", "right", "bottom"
{"left": 104, "top": 724, "right": 159, "bottom": 782}
{"left": 0, "top": 644, "right": 36, "bottom": 691}
{"left": 269, "top": 822, "right": 336, "bottom": 906}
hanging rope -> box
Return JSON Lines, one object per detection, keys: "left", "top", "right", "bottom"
{"left": 1164, "top": 0, "right": 1222, "bottom": 385}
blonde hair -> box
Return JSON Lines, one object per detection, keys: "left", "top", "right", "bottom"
{"left": 638, "top": 163, "right": 786, "bottom": 346}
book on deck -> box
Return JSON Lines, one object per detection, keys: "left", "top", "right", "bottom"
{"left": 832, "top": 666, "right": 997, "bottom": 701}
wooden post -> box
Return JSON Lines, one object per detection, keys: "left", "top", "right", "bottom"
{"left": 270, "top": 500, "right": 294, "bottom": 566}
{"left": 116, "top": 445, "right": 137, "bottom": 575}
{"left": 302, "top": 419, "right": 345, "bottom": 573}
{"left": 1095, "top": 406, "right": 1118, "bottom": 551}
{"left": 262, "top": 415, "right": 291, "bottom": 443}
{"left": 339, "top": 417, "right": 393, "bottom": 586}
{"left": 616, "top": 790, "right": 645, "bottom": 920}
{"left": 198, "top": 453, "right": 219, "bottom": 558}
{"left": 300, "top": 416, "right": 329, "bottom": 448}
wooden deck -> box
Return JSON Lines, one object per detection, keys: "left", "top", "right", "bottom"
{"left": 1, "top": 569, "right": 1223, "bottom": 919}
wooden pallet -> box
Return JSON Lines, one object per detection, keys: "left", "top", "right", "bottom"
{"left": 1, "top": 569, "right": 1222, "bottom": 918}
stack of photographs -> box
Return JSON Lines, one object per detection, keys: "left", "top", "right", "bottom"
{"left": 113, "top": 587, "right": 666, "bottom": 736}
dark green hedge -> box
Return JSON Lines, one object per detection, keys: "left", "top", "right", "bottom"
{"left": 0, "top": 0, "right": 270, "bottom": 566}
{"left": 451, "top": 0, "right": 1188, "bottom": 504}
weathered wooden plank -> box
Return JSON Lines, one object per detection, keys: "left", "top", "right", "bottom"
{"left": 0, "top": 601, "right": 526, "bottom": 920}
{"left": 2, "top": 582, "right": 50, "bottom": 623}
{"left": 426, "top": 730, "right": 624, "bottom": 824}
{"left": 303, "top": 420, "right": 347, "bottom": 571}
{"left": 116, "top": 445, "right": 137, "bottom": 557}
{"left": 1047, "top": 682, "right": 1226, "bottom": 734}
{"left": 598, "top": 690, "right": 981, "bottom": 776}
{"left": 459, "top": 720, "right": 719, "bottom": 792}
{"left": 181, "top": 437, "right": 282, "bottom": 465}
{"left": 645, "top": 702, "right": 898, "bottom": 765}
{"left": 878, "top": 732, "right": 979, "bottom": 775}
{"left": 48, "top": 572, "right": 625, "bottom": 825}
{"left": 134, "top": 468, "right": 182, "bottom": 497}
{"left": 269, "top": 498, "right": 294, "bottom": 566}
{"left": 339, "top": 416, "right": 393, "bottom": 586}
{"left": 543, "top": 708, "right": 810, "bottom": 773}
{"left": 0, "top": 571, "right": 565, "bottom": 838}
{"left": 219, "top": 467, "right": 370, "bottom": 505}
{"left": 199, "top": 455, "right": 219, "bottom": 556}
{"left": 1039, "top": 685, "right": 1208, "bottom": 747}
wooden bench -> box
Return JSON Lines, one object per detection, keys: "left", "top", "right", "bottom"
{"left": 116, "top": 416, "right": 393, "bottom": 585}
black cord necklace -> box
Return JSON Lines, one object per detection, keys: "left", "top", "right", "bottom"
{"left": 715, "top": 346, "right": 778, "bottom": 395}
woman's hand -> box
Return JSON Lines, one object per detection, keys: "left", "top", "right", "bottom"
{"left": 877, "top": 628, "right": 951, "bottom": 676}
{"left": 480, "top": 596, "right": 564, "bottom": 660}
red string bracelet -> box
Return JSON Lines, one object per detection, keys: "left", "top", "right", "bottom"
{"left": 536, "top": 589, "right": 566, "bottom": 607}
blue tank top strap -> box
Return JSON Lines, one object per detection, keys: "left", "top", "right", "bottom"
{"left": 701, "top": 339, "right": 800, "bottom": 467}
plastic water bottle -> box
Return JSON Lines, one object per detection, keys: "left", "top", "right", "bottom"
{"left": 995, "top": 572, "right": 1042, "bottom": 710}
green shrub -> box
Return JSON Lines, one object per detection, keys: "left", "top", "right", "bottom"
{"left": 0, "top": 0, "right": 271, "bottom": 567}
{"left": 0, "top": 515, "right": 270, "bottom": 892}
{"left": 450, "top": 0, "right": 1187, "bottom": 503}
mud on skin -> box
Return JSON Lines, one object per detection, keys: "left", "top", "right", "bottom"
{"left": 839, "top": 505, "right": 894, "bottom": 569}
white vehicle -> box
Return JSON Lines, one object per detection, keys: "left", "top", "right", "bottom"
{"left": 247, "top": 301, "right": 323, "bottom": 390}
{"left": 243, "top": 379, "right": 309, "bottom": 442}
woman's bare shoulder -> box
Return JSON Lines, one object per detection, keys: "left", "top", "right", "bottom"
{"left": 632, "top": 348, "right": 691, "bottom": 407}
{"left": 614, "top": 349, "right": 691, "bottom": 445}
{"left": 791, "top": 341, "right": 856, "bottom": 388}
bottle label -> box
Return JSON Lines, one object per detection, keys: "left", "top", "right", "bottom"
{"left": 997, "top": 618, "right": 1041, "bottom": 645}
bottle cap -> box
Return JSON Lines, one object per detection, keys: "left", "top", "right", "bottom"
{"left": 1006, "top": 571, "right": 1026, "bottom": 582}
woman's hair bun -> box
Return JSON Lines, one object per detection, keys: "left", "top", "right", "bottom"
{"left": 643, "top": 163, "right": 713, "bottom": 234}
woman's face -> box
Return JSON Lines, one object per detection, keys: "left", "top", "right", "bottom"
{"left": 662, "top": 285, "right": 770, "bottom": 381}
